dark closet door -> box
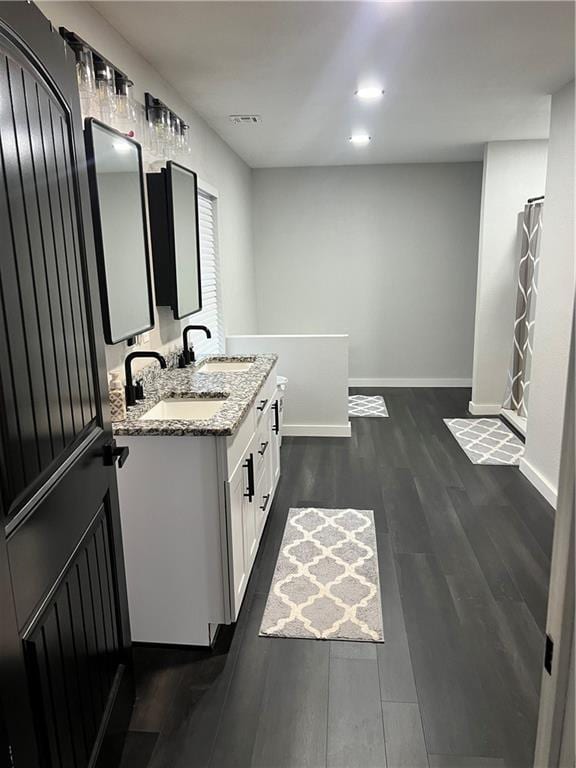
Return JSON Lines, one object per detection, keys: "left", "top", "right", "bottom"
{"left": 0, "top": 4, "right": 133, "bottom": 766}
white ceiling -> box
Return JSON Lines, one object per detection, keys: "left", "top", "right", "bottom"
{"left": 93, "top": 1, "right": 574, "bottom": 167}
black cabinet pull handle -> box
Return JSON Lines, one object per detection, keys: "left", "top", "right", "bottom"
{"left": 102, "top": 440, "right": 130, "bottom": 468}
{"left": 260, "top": 493, "right": 270, "bottom": 512}
{"left": 243, "top": 453, "right": 255, "bottom": 501}
{"left": 256, "top": 398, "right": 268, "bottom": 412}
{"left": 258, "top": 441, "right": 269, "bottom": 456}
{"left": 272, "top": 400, "right": 280, "bottom": 434}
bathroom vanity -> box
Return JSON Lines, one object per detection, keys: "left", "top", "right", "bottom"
{"left": 114, "top": 354, "right": 280, "bottom": 646}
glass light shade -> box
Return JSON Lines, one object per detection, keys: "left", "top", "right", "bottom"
{"left": 76, "top": 47, "right": 96, "bottom": 120}
{"left": 114, "top": 77, "right": 137, "bottom": 136}
{"left": 94, "top": 61, "right": 117, "bottom": 126}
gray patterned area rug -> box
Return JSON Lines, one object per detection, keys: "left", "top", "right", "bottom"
{"left": 348, "top": 394, "right": 389, "bottom": 418}
{"left": 444, "top": 418, "right": 525, "bottom": 465}
{"left": 260, "top": 508, "right": 384, "bottom": 642}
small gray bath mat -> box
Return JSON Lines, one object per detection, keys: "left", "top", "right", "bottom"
{"left": 260, "top": 508, "right": 384, "bottom": 642}
{"left": 348, "top": 395, "right": 389, "bottom": 418}
{"left": 444, "top": 418, "right": 524, "bottom": 465}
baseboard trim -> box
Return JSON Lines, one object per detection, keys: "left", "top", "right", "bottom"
{"left": 519, "top": 457, "right": 558, "bottom": 509}
{"left": 349, "top": 377, "right": 472, "bottom": 388}
{"left": 468, "top": 401, "right": 502, "bottom": 416}
{"left": 500, "top": 408, "right": 527, "bottom": 438}
{"left": 283, "top": 423, "right": 351, "bottom": 438}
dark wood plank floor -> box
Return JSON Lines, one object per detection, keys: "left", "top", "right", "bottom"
{"left": 119, "top": 388, "right": 553, "bottom": 768}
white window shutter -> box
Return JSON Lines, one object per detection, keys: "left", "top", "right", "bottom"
{"left": 192, "top": 190, "right": 224, "bottom": 357}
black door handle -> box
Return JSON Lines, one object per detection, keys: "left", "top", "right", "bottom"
{"left": 272, "top": 400, "right": 280, "bottom": 435}
{"left": 258, "top": 441, "right": 269, "bottom": 456}
{"left": 260, "top": 493, "right": 270, "bottom": 512}
{"left": 243, "top": 453, "right": 255, "bottom": 501}
{"left": 256, "top": 398, "right": 268, "bottom": 412}
{"left": 102, "top": 440, "right": 130, "bottom": 468}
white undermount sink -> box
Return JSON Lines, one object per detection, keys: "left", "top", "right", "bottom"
{"left": 197, "top": 361, "right": 253, "bottom": 374}
{"left": 139, "top": 397, "right": 227, "bottom": 421}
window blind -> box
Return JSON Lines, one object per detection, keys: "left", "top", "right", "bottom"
{"left": 192, "top": 190, "right": 224, "bottom": 357}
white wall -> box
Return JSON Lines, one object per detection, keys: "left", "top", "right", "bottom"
{"left": 37, "top": 2, "right": 257, "bottom": 376}
{"left": 227, "top": 335, "right": 350, "bottom": 437}
{"left": 252, "top": 164, "right": 482, "bottom": 385}
{"left": 470, "top": 140, "right": 548, "bottom": 414}
{"left": 521, "top": 81, "right": 575, "bottom": 507}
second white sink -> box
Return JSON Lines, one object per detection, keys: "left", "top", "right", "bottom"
{"left": 140, "top": 397, "right": 227, "bottom": 421}
{"left": 198, "top": 361, "right": 253, "bottom": 374}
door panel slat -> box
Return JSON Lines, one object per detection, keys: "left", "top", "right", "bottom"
{"left": 63, "top": 581, "right": 93, "bottom": 760}
{"left": 56, "top": 112, "right": 95, "bottom": 424}
{"left": 47, "top": 99, "right": 85, "bottom": 437}
{"left": 36, "top": 626, "right": 64, "bottom": 766}
{"left": 76, "top": 550, "right": 107, "bottom": 716}
{"left": 58, "top": 114, "right": 95, "bottom": 421}
{"left": 36, "top": 86, "right": 77, "bottom": 447}
{"left": 0, "top": 54, "right": 44, "bottom": 481}
{"left": 67, "top": 564, "right": 99, "bottom": 743}
{"left": 9, "top": 62, "right": 63, "bottom": 467}
{"left": 23, "top": 72, "right": 69, "bottom": 454}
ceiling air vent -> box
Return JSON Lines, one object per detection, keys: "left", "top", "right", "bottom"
{"left": 229, "top": 114, "right": 261, "bottom": 125}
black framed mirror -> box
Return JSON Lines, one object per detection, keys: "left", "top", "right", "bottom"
{"left": 147, "top": 161, "right": 202, "bottom": 320}
{"left": 84, "top": 118, "right": 154, "bottom": 344}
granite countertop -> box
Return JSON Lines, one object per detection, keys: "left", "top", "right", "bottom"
{"left": 112, "top": 354, "right": 278, "bottom": 437}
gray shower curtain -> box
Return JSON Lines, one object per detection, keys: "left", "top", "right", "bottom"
{"left": 503, "top": 200, "right": 544, "bottom": 418}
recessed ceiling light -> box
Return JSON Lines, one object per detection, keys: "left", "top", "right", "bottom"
{"left": 355, "top": 87, "right": 384, "bottom": 100}
{"left": 349, "top": 134, "right": 371, "bottom": 146}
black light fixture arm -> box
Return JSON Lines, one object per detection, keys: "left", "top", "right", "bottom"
{"left": 124, "top": 351, "right": 167, "bottom": 407}
{"left": 179, "top": 325, "right": 212, "bottom": 367}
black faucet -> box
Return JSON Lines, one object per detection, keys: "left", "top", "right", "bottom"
{"left": 179, "top": 325, "right": 212, "bottom": 368}
{"left": 124, "top": 351, "right": 167, "bottom": 407}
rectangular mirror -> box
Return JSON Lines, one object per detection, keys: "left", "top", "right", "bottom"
{"left": 147, "top": 161, "right": 202, "bottom": 320}
{"left": 84, "top": 119, "right": 154, "bottom": 344}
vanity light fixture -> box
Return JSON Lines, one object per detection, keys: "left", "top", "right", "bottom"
{"left": 145, "top": 93, "right": 191, "bottom": 157}
{"left": 355, "top": 87, "right": 384, "bottom": 100}
{"left": 349, "top": 134, "right": 371, "bottom": 146}
{"left": 59, "top": 27, "right": 135, "bottom": 129}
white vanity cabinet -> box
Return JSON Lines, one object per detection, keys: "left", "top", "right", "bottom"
{"left": 117, "top": 364, "right": 281, "bottom": 645}
{"left": 221, "top": 368, "right": 280, "bottom": 620}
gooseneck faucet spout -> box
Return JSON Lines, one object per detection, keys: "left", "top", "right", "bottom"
{"left": 124, "top": 351, "right": 167, "bottom": 407}
{"left": 180, "top": 325, "right": 212, "bottom": 367}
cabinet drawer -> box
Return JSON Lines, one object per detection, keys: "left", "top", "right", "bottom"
{"left": 226, "top": 405, "right": 256, "bottom": 479}
{"left": 255, "top": 458, "right": 273, "bottom": 535}
{"left": 254, "top": 412, "right": 271, "bottom": 482}
{"left": 253, "top": 365, "right": 277, "bottom": 424}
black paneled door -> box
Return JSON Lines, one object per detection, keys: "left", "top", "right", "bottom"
{"left": 0, "top": 4, "right": 133, "bottom": 766}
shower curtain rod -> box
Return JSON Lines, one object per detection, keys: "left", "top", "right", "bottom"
{"left": 527, "top": 195, "right": 545, "bottom": 203}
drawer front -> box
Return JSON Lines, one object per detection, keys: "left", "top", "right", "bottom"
{"left": 253, "top": 365, "right": 277, "bottom": 424}
{"left": 254, "top": 411, "right": 271, "bottom": 482}
{"left": 255, "top": 457, "right": 273, "bottom": 536}
{"left": 226, "top": 405, "right": 256, "bottom": 479}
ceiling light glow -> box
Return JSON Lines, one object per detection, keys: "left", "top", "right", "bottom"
{"left": 355, "top": 87, "right": 384, "bottom": 100}
{"left": 113, "top": 139, "right": 132, "bottom": 153}
{"left": 349, "top": 134, "right": 371, "bottom": 146}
